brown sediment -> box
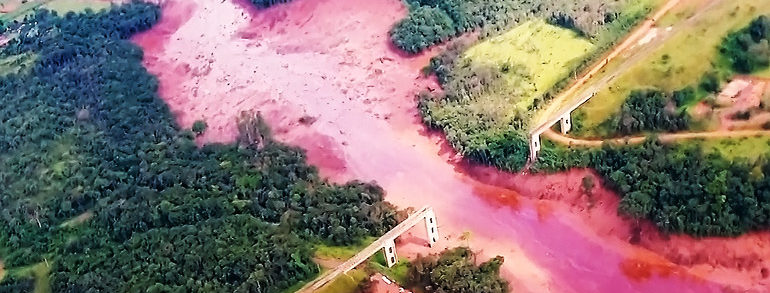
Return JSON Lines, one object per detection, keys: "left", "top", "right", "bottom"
{"left": 131, "top": 0, "right": 764, "bottom": 292}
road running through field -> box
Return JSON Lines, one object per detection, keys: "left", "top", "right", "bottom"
{"left": 531, "top": 0, "right": 682, "bottom": 133}
{"left": 544, "top": 128, "right": 770, "bottom": 147}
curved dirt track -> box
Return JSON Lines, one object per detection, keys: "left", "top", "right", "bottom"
{"left": 544, "top": 128, "right": 770, "bottom": 147}
{"left": 131, "top": 0, "right": 770, "bottom": 292}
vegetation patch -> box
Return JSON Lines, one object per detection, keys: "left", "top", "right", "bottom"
{"left": 462, "top": 19, "right": 595, "bottom": 111}
{"left": 596, "top": 89, "right": 688, "bottom": 137}
{"left": 721, "top": 15, "right": 770, "bottom": 73}
{"left": 420, "top": 20, "right": 593, "bottom": 171}
{"left": 0, "top": 3, "right": 397, "bottom": 292}
{"left": 574, "top": 1, "right": 770, "bottom": 134}
{"left": 406, "top": 247, "right": 508, "bottom": 293}
{"left": 40, "top": 0, "right": 110, "bottom": 15}
{"left": 390, "top": 0, "right": 659, "bottom": 54}
{"left": 249, "top": 0, "right": 293, "bottom": 9}
{"left": 701, "top": 136, "right": 770, "bottom": 162}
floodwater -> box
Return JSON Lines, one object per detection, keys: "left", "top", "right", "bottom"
{"left": 132, "top": 0, "right": 770, "bottom": 292}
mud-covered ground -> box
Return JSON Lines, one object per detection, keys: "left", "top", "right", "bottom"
{"left": 132, "top": 0, "right": 770, "bottom": 292}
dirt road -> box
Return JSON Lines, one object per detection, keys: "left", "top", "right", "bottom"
{"left": 531, "top": 0, "right": 681, "bottom": 134}
{"left": 544, "top": 128, "right": 770, "bottom": 147}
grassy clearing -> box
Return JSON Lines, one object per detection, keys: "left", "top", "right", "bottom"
{"left": 315, "top": 269, "right": 368, "bottom": 293}
{"left": 314, "top": 237, "right": 376, "bottom": 260}
{"left": 576, "top": 1, "right": 770, "bottom": 134}
{"left": 310, "top": 238, "right": 410, "bottom": 292}
{"left": 0, "top": 0, "right": 109, "bottom": 22}
{"left": 701, "top": 136, "right": 770, "bottom": 162}
{"left": 0, "top": 53, "right": 36, "bottom": 77}
{"left": 41, "top": 0, "right": 109, "bottom": 14}
{"left": 369, "top": 251, "right": 409, "bottom": 285}
{"left": 0, "top": 0, "right": 48, "bottom": 22}
{"left": 755, "top": 67, "right": 770, "bottom": 78}
{"left": 462, "top": 19, "right": 595, "bottom": 113}
{"left": 3, "top": 262, "right": 51, "bottom": 293}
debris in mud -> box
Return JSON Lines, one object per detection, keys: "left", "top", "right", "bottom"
{"left": 298, "top": 115, "right": 317, "bottom": 125}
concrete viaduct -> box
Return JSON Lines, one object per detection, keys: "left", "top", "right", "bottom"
{"left": 527, "top": 0, "right": 680, "bottom": 161}
{"left": 298, "top": 206, "right": 440, "bottom": 292}
{"left": 528, "top": 91, "right": 595, "bottom": 161}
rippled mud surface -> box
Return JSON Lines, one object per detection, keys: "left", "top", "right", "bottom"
{"left": 132, "top": 0, "right": 770, "bottom": 292}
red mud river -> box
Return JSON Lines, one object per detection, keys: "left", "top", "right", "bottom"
{"left": 132, "top": 0, "right": 770, "bottom": 292}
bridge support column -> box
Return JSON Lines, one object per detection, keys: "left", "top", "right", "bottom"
{"left": 424, "top": 209, "right": 439, "bottom": 247}
{"left": 560, "top": 113, "right": 572, "bottom": 134}
{"left": 529, "top": 133, "right": 541, "bottom": 161}
{"left": 383, "top": 239, "right": 398, "bottom": 268}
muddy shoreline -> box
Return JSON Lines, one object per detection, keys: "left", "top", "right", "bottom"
{"left": 131, "top": 0, "right": 770, "bottom": 292}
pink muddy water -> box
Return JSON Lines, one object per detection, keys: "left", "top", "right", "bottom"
{"left": 131, "top": 0, "right": 768, "bottom": 292}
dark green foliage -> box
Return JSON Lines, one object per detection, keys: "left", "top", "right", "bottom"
{"left": 587, "top": 140, "right": 770, "bottom": 237}
{"left": 699, "top": 71, "right": 721, "bottom": 93}
{"left": 250, "top": 0, "right": 293, "bottom": 9}
{"left": 0, "top": 275, "right": 34, "bottom": 293}
{"left": 0, "top": 3, "right": 396, "bottom": 292}
{"left": 392, "top": 0, "right": 649, "bottom": 54}
{"left": 192, "top": 120, "right": 207, "bottom": 135}
{"left": 673, "top": 86, "right": 697, "bottom": 106}
{"left": 390, "top": 6, "right": 456, "bottom": 54}
{"left": 406, "top": 247, "right": 508, "bottom": 293}
{"left": 721, "top": 15, "right": 770, "bottom": 73}
{"left": 607, "top": 89, "right": 688, "bottom": 135}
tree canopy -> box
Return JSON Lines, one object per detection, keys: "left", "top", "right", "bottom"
{"left": 406, "top": 247, "right": 508, "bottom": 293}
{"left": 0, "top": 2, "right": 397, "bottom": 292}
{"left": 721, "top": 15, "right": 770, "bottom": 73}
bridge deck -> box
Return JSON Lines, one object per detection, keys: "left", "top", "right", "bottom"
{"left": 298, "top": 206, "right": 434, "bottom": 292}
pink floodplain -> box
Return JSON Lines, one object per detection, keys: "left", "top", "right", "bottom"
{"left": 131, "top": 0, "right": 770, "bottom": 292}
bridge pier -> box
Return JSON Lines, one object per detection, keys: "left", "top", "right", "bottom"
{"left": 529, "top": 133, "right": 541, "bottom": 162}
{"left": 299, "top": 206, "right": 441, "bottom": 292}
{"left": 424, "top": 209, "right": 439, "bottom": 247}
{"left": 383, "top": 239, "right": 398, "bottom": 267}
{"left": 560, "top": 113, "right": 572, "bottom": 134}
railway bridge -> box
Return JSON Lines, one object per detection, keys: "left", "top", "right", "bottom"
{"left": 298, "top": 206, "right": 440, "bottom": 292}
{"left": 527, "top": 0, "right": 680, "bottom": 161}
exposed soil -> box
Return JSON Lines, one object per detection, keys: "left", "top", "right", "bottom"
{"left": 0, "top": 1, "right": 20, "bottom": 13}
{"left": 132, "top": 0, "right": 769, "bottom": 292}
{"left": 369, "top": 273, "right": 407, "bottom": 293}
{"left": 715, "top": 76, "right": 770, "bottom": 130}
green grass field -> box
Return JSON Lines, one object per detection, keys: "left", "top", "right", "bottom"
{"left": 701, "top": 136, "right": 770, "bottom": 162}
{"left": 310, "top": 238, "right": 410, "bottom": 293}
{"left": 0, "top": 0, "right": 109, "bottom": 22}
{"left": 461, "top": 19, "right": 595, "bottom": 114}
{"left": 575, "top": 0, "right": 770, "bottom": 135}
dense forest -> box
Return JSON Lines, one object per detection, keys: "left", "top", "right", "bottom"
{"left": 406, "top": 247, "right": 508, "bottom": 293}
{"left": 721, "top": 15, "right": 770, "bottom": 73}
{"left": 391, "top": 0, "right": 654, "bottom": 54}
{"left": 535, "top": 139, "right": 770, "bottom": 237}
{"left": 602, "top": 89, "right": 688, "bottom": 136}
{"left": 0, "top": 2, "right": 397, "bottom": 292}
